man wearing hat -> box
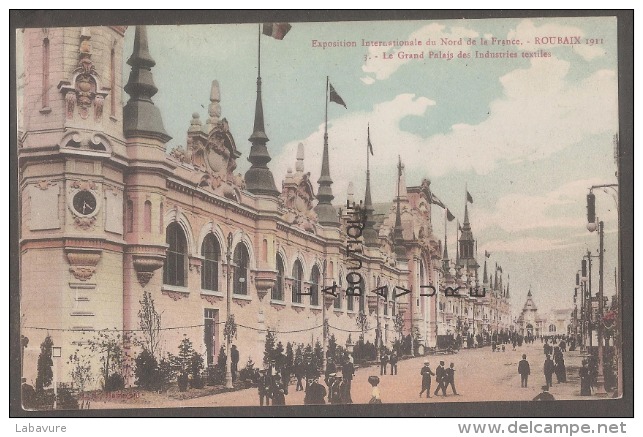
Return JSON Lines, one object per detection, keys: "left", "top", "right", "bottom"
{"left": 304, "top": 376, "right": 327, "bottom": 405}
{"left": 434, "top": 361, "right": 447, "bottom": 396}
{"left": 518, "top": 354, "right": 531, "bottom": 388}
{"left": 341, "top": 356, "right": 355, "bottom": 404}
{"left": 328, "top": 373, "right": 343, "bottom": 404}
{"left": 258, "top": 369, "right": 271, "bottom": 406}
{"left": 419, "top": 361, "right": 434, "bottom": 398}
{"left": 532, "top": 385, "right": 555, "bottom": 401}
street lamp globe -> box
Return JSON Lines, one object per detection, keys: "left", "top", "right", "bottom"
{"left": 587, "top": 222, "right": 597, "bottom": 232}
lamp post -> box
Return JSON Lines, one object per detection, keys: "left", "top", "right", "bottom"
{"left": 322, "top": 258, "right": 327, "bottom": 373}
{"left": 52, "top": 346, "right": 61, "bottom": 409}
{"left": 587, "top": 219, "right": 607, "bottom": 396}
{"left": 588, "top": 183, "right": 620, "bottom": 396}
{"left": 225, "top": 232, "right": 234, "bottom": 389}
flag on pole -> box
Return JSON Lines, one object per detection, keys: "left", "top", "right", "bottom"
{"left": 329, "top": 82, "right": 347, "bottom": 108}
{"left": 262, "top": 23, "right": 292, "bottom": 40}
{"left": 367, "top": 125, "right": 374, "bottom": 155}
{"left": 485, "top": 250, "right": 491, "bottom": 258}
{"left": 446, "top": 209, "right": 455, "bottom": 222}
{"left": 466, "top": 190, "right": 474, "bottom": 203}
{"left": 431, "top": 193, "right": 446, "bottom": 209}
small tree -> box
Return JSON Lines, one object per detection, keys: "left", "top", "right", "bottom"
{"left": 67, "top": 350, "right": 93, "bottom": 395}
{"left": 85, "top": 329, "right": 130, "bottom": 391}
{"left": 36, "top": 336, "right": 54, "bottom": 392}
{"left": 138, "top": 291, "right": 162, "bottom": 359}
{"left": 314, "top": 339, "right": 323, "bottom": 370}
{"left": 285, "top": 342, "right": 294, "bottom": 372}
{"left": 134, "top": 348, "right": 158, "bottom": 391}
{"left": 263, "top": 330, "right": 277, "bottom": 367}
{"left": 327, "top": 334, "right": 337, "bottom": 362}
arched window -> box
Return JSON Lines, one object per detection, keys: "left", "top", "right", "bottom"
{"left": 549, "top": 324, "right": 557, "bottom": 333}
{"left": 42, "top": 37, "right": 50, "bottom": 109}
{"left": 233, "top": 243, "right": 249, "bottom": 295}
{"left": 201, "top": 234, "right": 219, "bottom": 291}
{"left": 159, "top": 202, "right": 164, "bottom": 233}
{"left": 164, "top": 222, "right": 187, "bottom": 286}
{"left": 334, "top": 274, "right": 342, "bottom": 309}
{"left": 310, "top": 265, "right": 320, "bottom": 306}
{"left": 272, "top": 254, "right": 285, "bottom": 301}
{"left": 346, "top": 274, "right": 354, "bottom": 311}
{"left": 292, "top": 260, "right": 303, "bottom": 304}
{"left": 126, "top": 199, "right": 134, "bottom": 233}
{"left": 110, "top": 47, "right": 116, "bottom": 117}
{"left": 144, "top": 200, "right": 152, "bottom": 232}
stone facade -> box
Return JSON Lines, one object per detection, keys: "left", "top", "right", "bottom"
{"left": 18, "top": 25, "right": 509, "bottom": 388}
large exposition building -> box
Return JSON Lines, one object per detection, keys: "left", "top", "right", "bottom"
{"left": 18, "top": 25, "right": 512, "bottom": 387}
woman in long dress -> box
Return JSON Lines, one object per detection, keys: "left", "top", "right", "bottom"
{"left": 579, "top": 360, "right": 591, "bottom": 395}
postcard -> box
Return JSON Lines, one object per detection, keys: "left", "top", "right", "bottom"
{"left": 12, "top": 11, "right": 631, "bottom": 417}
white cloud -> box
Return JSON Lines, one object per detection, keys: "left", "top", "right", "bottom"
{"left": 474, "top": 178, "right": 618, "bottom": 233}
{"left": 361, "top": 23, "right": 479, "bottom": 82}
{"left": 481, "top": 237, "right": 583, "bottom": 253}
{"left": 272, "top": 55, "right": 618, "bottom": 205}
{"left": 507, "top": 19, "right": 607, "bottom": 61}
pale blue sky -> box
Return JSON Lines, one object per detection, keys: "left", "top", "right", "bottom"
{"left": 120, "top": 17, "right": 619, "bottom": 316}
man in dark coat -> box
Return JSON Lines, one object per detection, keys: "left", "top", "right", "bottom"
{"left": 543, "top": 354, "right": 555, "bottom": 388}
{"left": 258, "top": 370, "right": 271, "bottom": 406}
{"left": 419, "top": 361, "right": 434, "bottom": 398}
{"left": 389, "top": 351, "right": 398, "bottom": 375}
{"left": 294, "top": 359, "right": 304, "bottom": 391}
{"left": 533, "top": 385, "right": 555, "bottom": 401}
{"left": 444, "top": 362, "right": 458, "bottom": 395}
{"left": 434, "top": 361, "right": 447, "bottom": 396}
{"left": 518, "top": 354, "right": 530, "bottom": 388}
{"left": 579, "top": 360, "right": 592, "bottom": 396}
{"left": 342, "top": 357, "right": 355, "bottom": 403}
{"left": 231, "top": 345, "right": 239, "bottom": 382}
{"left": 304, "top": 377, "right": 327, "bottom": 405}
{"left": 380, "top": 349, "right": 389, "bottom": 375}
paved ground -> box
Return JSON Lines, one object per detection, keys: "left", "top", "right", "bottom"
{"left": 89, "top": 340, "right": 598, "bottom": 409}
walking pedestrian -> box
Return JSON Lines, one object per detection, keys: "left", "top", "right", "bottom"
{"left": 231, "top": 345, "right": 239, "bottom": 383}
{"left": 342, "top": 356, "right": 355, "bottom": 404}
{"left": 518, "top": 354, "right": 530, "bottom": 388}
{"left": 419, "top": 361, "right": 434, "bottom": 398}
{"left": 258, "top": 370, "right": 271, "bottom": 406}
{"left": 389, "top": 351, "right": 398, "bottom": 375}
{"left": 294, "top": 359, "right": 304, "bottom": 391}
{"left": 445, "top": 363, "right": 458, "bottom": 395}
{"left": 380, "top": 349, "right": 389, "bottom": 375}
{"left": 368, "top": 375, "right": 382, "bottom": 404}
{"left": 533, "top": 385, "right": 555, "bottom": 401}
{"left": 272, "top": 380, "right": 286, "bottom": 405}
{"left": 304, "top": 376, "right": 327, "bottom": 405}
{"left": 544, "top": 354, "right": 555, "bottom": 388}
{"left": 555, "top": 355, "right": 567, "bottom": 383}
{"left": 434, "top": 361, "right": 447, "bottom": 396}
{"left": 579, "top": 360, "right": 592, "bottom": 396}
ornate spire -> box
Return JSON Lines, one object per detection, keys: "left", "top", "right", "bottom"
{"left": 314, "top": 78, "right": 338, "bottom": 226}
{"left": 394, "top": 156, "right": 407, "bottom": 261}
{"left": 295, "top": 142, "right": 304, "bottom": 173}
{"left": 245, "top": 25, "right": 279, "bottom": 197}
{"left": 483, "top": 258, "right": 488, "bottom": 284}
{"left": 363, "top": 125, "right": 377, "bottom": 246}
{"left": 506, "top": 275, "right": 510, "bottom": 298}
{"left": 123, "top": 25, "right": 171, "bottom": 143}
{"left": 204, "top": 80, "right": 222, "bottom": 134}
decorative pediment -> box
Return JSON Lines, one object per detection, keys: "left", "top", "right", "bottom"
{"left": 58, "top": 27, "right": 108, "bottom": 121}
{"left": 170, "top": 114, "right": 245, "bottom": 201}
{"left": 279, "top": 170, "right": 318, "bottom": 233}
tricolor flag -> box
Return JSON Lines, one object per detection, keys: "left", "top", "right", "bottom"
{"left": 446, "top": 209, "right": 455, "bottom": 222}
{"left": 329, "top": 82, "right": 347, "bottom": 108}
{"left": 466, "top": 190, "right": 474, "bottom": 203}
{"left": 262, "top": 23, "right": 292, "bottom": 40}
{"left": 431, "top": 194, "right": 445, "bottom": 209}
{"left": 367, "top": 125, "right": 374, "bottom": 155}
{"left": 485, "top": 250, "right": 491, "bottom": 258}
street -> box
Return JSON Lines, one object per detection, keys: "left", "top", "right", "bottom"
{"left": 90, "top": 340, "right": 594, "bottom": 409}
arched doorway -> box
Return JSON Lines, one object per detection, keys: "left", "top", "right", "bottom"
{"left": 526, "top": 323, "right": 534, "bottom": 337}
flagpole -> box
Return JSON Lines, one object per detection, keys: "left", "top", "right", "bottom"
{"left": 325, "top": 76, "right": 329, "bottom": 142}
{"left": 367, "top": 124, "right": 370, "bottom": 176}
{"left": 257, "top": 23, "right": 261, "bottom": 79}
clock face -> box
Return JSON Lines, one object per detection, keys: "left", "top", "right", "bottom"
{"left": 72, "top": 190, "right": 97, "bottom": 216}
